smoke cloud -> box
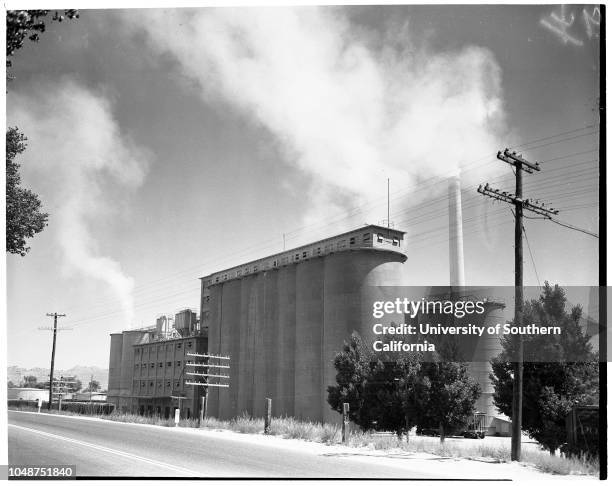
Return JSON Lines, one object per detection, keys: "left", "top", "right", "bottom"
{"left": 126, "top": 7, "right": 505, "bottom": 227}
{"left": 8, "top": 80, "right": 149, "bottom": 327}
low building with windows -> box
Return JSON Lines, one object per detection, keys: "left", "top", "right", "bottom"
{"left": 108, "top": 309, "right": 207, "bottom": 419}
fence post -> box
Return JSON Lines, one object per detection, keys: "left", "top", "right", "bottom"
{"left": 37, "top": 398, "right": 42, "bottom": 413}
{"left": 342, "top": 402, "right": 349, "bottom": 444}
{"left": 58, "top": 395, "right": 62, "bottom": 412}
{"left": 174, "top": 408, "right": 180, "bottom": 427}
{"left": 264, "top": 398, "right": 272, "bottom": 434}
{"left": 199, "top": 395, "right": 206, "bottom": 427}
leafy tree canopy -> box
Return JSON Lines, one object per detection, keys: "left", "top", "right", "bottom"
{"left": 491, "top": 282, "right": 598, "bottom": 454}
{"left": 6, "top": 9, "right": 78, "bottom": 69}
{"left": 6, "top": 127, "right": 48, "bottom": 256}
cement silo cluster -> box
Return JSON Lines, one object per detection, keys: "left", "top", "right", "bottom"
{"left": 201, "top": 225, "right": 409, "bottom": 423}
{"left": 197, "top": 179, "right": 509, "bottom": 430}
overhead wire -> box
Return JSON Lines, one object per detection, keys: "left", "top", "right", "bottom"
{"left": 46, "top": 125, "right": 601, "bottom": 328}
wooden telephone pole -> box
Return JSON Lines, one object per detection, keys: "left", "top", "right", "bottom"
{"left": 478, "top": 149, "right": 559, "bottom": 461}
{"left": 185, "top": 352, "right": 230, "bottom": 426}
{"left": 40, "top": 313, "right": 67, "bottom": 410}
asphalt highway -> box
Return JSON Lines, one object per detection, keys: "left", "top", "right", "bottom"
{"left": 8, "top": 411, "right": 442, "bottom": 478}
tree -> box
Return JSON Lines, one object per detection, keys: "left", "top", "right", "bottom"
{"left": 8, "top": 380, "right": 15, "bottom": 388}
{"left": 6, "top": 10, "right": 78, "bottom": 70}
{"left": 85, "top": 380, "right": 101, "bottom": 392}
{"left": 23, "top": 375, "right": 37, "bottom": 387}
{"left": 327, "top": 331, "right": 420, "bottom": 437}
{"left": 410, "top": 359, "right": 481, "bottom": 442}
{"left": 67, "top": 378, "right": 83, "bottom": 393}
{"left": 327, "top": 332, "right": 375, "bottom": 430}
{"left": 6, "top": 127, "right": 48, "bottom": 256}
{"left": 490, "top": 282, "right": 598, "bottom": 455}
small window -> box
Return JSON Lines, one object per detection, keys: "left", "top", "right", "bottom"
{"left": 295, "top": 253, "right": 300, "bottom": 261}
{"left": 167, "top": 361, "right": 172, "bottom": 367}
{"left": 236, "top": 270, "right": 242, "bottom": 277}
{"left": 316, "top": 247, "right": 321, "bottom": 255}
{"left": 377, "top": 234, "right": 384, "bottom": 243}
{"left": 159, "top": 362, "right": 163, "bottom": 368}
{"left": 215, "top": 277, "right": 220, "bottom": 283}
{"left": 302, "top": 251, "right": 307, "bottom": 258}
{"left": 187, "top": 342, "right": 193, "bottom": 348}
{"left": 177, "top": 343, "right": 182, "bottom": 349}
{"left": 167, "top": 381, "right": 171, "bottom": 387}
{"left": 205, "top": 295, "right": 211, "bottom": 303}
{"left": 175, "top": 381, "right": 180, "bottom": 387}
{"left": 273, "top": 260, "right": 277, "bottom": 267}
{"left": 392, "top": 238, "right": 399, "bottom": 246}
{"left": 141, "top": 382, "right": 145, "bottom": 387}
{"left": 176, "top": 361, "right": 181, "bottom": 367}
{"left": 349, "top": 237, "right": 356, "bottom": 245}
{"left": 363, "top": 232, "right": 371, "bottom": 241}
{"left": 150, "top": 382, "right": 154, "bottom": 387}
{"left": 253, "top": 265, "right": 258, "bottom": 272}
{"left": 150, "top": 363, "right": 155, "bottom": 368}
{"left": 223, "top": 274, "right": 228, "bottom": 280}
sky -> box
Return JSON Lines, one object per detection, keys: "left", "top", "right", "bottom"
{"left": 5, "top": 5, "right": 601, "bottom": 369}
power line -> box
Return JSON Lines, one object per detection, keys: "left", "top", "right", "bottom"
{"left": 546, "top": 217, "right": 599, "bottom": 238}
{"left": 35, "top": 125, "right": 601, "bottom": 327}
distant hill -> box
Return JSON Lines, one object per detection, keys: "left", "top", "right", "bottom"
{"left": 7, "top": 365, "right": 108, "bottom": 391}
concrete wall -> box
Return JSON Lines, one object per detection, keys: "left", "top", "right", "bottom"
{"left": 471, "top": 302, "right": 506, "bottom": 421}
{"left": 205, "top": 247, "right": 408, "bottom": 422}
{"left": 118, "top": 330, "right": 148, "bottom": 411}
{"left": 107, "top": 333, "right": 124, "bottom": 407}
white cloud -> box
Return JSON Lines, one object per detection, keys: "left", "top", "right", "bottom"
{"left": 128, "top": 7, "right": 506, "bottom": 227}
{"left": 8, "top": 79, "right": 149, "bottom": 328}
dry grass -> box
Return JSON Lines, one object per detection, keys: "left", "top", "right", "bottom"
{"left": 8, "top": 406, "right": 597, "bottom": 475}
{"left": 520, "top": 450, "right": 599, "bottom": 476}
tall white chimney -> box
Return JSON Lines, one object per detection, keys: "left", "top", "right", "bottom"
{"left": 448, "top": 176, "right": 465, "bottom": 287}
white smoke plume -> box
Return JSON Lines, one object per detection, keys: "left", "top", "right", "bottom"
{"left": 8, "top": 80, "right": 149, "bottom": 328}
{"left": 126, "top": 7, "right": 505, "bottom": 230}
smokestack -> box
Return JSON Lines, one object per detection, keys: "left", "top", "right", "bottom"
{"left": 448, "top": 176, "right": 465, "bottom": 287}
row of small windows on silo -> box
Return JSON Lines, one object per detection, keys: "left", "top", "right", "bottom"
{"left": 206, "top": 231, "right": 399, "bottom": 284}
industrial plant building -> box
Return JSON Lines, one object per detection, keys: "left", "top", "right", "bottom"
{"left": 198, "top": 222, "right": 506, "bottom": 427}
{"left": 108, "top": 309, "right": 207, "bottom": 418}
{"left": 109, "top": 203, "right": 509, "bottom": 431}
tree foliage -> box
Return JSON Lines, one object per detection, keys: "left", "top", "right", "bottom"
{"left": 409, "top": 360, "right": 481, "bottom": 442}
{"left": 85, "top": 380, "right": 102, "bottom": 392}
{"left": 6, "top": 127, "right": 48, "bottom": 256}
{"left": 490, "top": 282, "right": 598, "bottom": 454}
{"left": 23, "top": 375, "right": 37, "bottom": 387}
{"left": 6, "top": 9, "right": 78, "bottom": 69}
{"left": 327, "top": 332, "right": 480, "bottom": 441}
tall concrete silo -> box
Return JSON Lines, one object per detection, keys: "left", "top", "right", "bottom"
{"left": 118, "top": 329, "right": 148, "bottom": 412}
{"left": 107, "top": 333, "right": 124, "bottom": 408}
{"left": 203, "top": 225, "right": 408, "bottom": 423}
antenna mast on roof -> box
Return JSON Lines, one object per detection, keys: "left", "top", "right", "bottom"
{"left": 387, "top": 178, "right": 390, "bottom": 238}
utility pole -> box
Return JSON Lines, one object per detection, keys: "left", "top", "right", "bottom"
{"left": 185, "top": 352, "right": 230, "bottom": 425}
{"left": 478, "top": 149, "right": 559, "bottom": 461}
{"left": 40, "top": 313, "right": 67, "bottom": 410}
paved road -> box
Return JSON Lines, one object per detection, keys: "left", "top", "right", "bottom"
{"left": 8, "top": 411, "right": 444, "bottom": 478}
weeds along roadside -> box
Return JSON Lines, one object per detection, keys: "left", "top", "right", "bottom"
{"left": 8, "top": 406, "right": 598, "bottom": 476}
